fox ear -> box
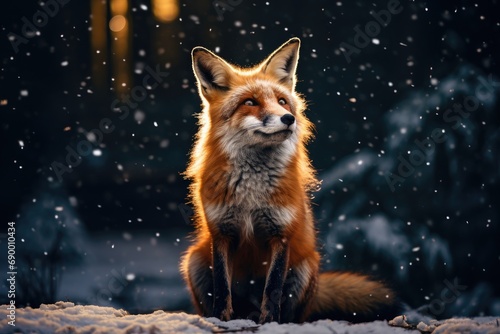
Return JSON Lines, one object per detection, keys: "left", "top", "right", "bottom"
{"left": 192, "top": 47, "right": 232, "bottom": 98}
{"left": 261, "top": 37, "right": 300, "bottom": 90}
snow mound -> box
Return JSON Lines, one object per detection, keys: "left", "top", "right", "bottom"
{"left": 1, "top": 303, "right": 499, "bottom": 334}
{"left": 1, "top": 302, "right": 214, "bottom": 334}
{"left": 430, "top": 318, "right": 500, "bottom": 334}
{"left": 389, "top": 315, "right": 500, "bottom": 334}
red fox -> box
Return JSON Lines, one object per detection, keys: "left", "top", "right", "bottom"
{"left": 180, "top": 38, "right": 397, "bottom": 324}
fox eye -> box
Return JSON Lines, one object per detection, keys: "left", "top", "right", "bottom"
{"left": 278, "top": 98, "right": 287, "bottom": 105}
{"left": 243, "top": 99, "right": 257, "bottom": 106}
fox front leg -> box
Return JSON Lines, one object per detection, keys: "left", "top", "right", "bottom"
{"left": 210, "top": 208, "right": 241, "bottom": 321}
{"left": 212, "top": 239, "right": 234, "bottom": 321}
{"left": 259, "top": 240, "right": 289, "bottom": 324}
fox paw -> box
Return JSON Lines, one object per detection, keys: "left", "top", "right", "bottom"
{"left": 259, "top": 308, "right": 280, "bottom": 324}
{"left": 219, "top": 306, "right": 233, "bottom": 321}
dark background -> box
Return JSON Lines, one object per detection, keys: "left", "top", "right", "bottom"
{"left": 1, "top": 0, "right": 499, "bottom": 319}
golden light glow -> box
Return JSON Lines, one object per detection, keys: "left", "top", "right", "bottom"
{"left": 110, "top": 0, "right": 130, "bottom": 94}
{"left": 91, "top": 0, "right": 106, "bottom": 50}
{"left": 109, "top": 15, "right": 127, "bottom": 32}
{"left": 110, "top": 0, "right": 128, "bottom": 15}
{"left": 152, "top": 0, "right": 179, "bottom": 22}
{"left": 91, "top": 0, "right": 107, "bottom": 89}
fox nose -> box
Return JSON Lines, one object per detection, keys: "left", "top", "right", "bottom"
{"left": 281, "top": 114, "right": 295, "bottom": 126}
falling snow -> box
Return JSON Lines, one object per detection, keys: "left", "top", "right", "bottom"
{"left": 1, "top": 1, "right": 499, "bottom": 332}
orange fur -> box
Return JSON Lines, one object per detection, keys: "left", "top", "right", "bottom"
{"left": 180, "top": 38, "right": 397, "bottom": 324}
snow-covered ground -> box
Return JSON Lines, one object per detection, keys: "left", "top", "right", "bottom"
{"left": 1, "top": 302, "right": 499, "bottom": 334}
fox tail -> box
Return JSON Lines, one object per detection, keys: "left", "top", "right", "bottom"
{"left": 308, "top": 272, "right": 400, "bottom": 322}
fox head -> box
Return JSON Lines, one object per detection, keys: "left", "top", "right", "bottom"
{"left": 191, "top": 38, "right": 312, "bottom": 154}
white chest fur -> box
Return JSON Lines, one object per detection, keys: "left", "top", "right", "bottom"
{"left": 229, "top": 148, "right": 284, "bottom": 207}
{"left": 204, "top": 146, "right": 296, "bottom": 240}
